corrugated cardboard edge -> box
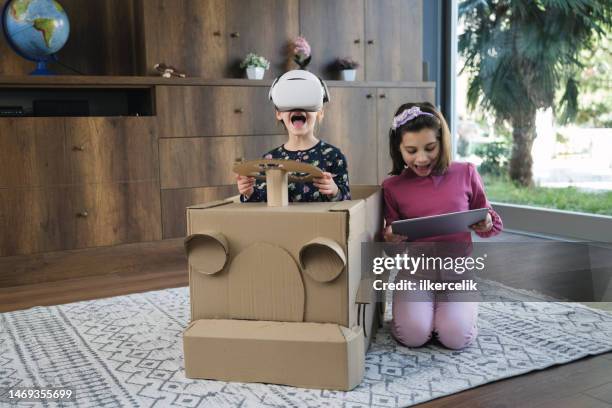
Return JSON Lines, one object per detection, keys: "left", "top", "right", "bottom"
{"left": 330, "top": 189, "right": 381, "bottom": 346}
{"left": 339, "top": 325, "right": 365, "bottom": 390}
{"left": 331, "top": 200, "right": 366, "bottom": 333}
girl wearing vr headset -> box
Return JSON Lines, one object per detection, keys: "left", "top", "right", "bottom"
{"left": 236, "top": 70, "right": 350, "bottom": 202}
{"left": 382, "top": 102, "right": 503, "bottom": 350}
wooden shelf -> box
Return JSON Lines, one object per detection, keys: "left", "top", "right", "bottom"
{"left": 0, "top": 85, "right": 154, "bottom": 117}
{"left": 0, "top": 75, "right": 436, "bottom": 89}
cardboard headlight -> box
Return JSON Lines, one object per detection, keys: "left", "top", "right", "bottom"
{"left": 269, "top": 70, "right": 330, "bottom": 112}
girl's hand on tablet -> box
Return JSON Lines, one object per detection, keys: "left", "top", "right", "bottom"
{"left": 470, "top": 212, "right": 492, "bottom": 233}
{"left": 384, "top": 225, "right": 407, "bottom": 243}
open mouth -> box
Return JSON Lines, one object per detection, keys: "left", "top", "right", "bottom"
{"left": 290, "top": 112, "right": 307, "bottom": 129}
{"left": 413, "top": 163, "right": 432, "bottom": 175}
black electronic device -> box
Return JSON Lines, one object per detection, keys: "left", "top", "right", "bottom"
{"left": 33, "top": 100, "right": 90, "bottom": 116}
{"left": 0, "top": 106, "right": 25, "bottom": 116}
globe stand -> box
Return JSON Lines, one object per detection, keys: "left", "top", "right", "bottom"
{"left": 30, "top": 60, "right": 54, "bottom": 76}
{"left": 2, "top": 0, "right": 69, "bottom": 77}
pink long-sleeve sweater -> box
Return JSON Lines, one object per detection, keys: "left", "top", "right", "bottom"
{"left": 382, "top": 162, "right": 503, "bottom": 242}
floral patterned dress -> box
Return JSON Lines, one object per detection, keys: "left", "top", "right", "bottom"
{"left": 241, "top": 140, "right": 351, "bottom": 202}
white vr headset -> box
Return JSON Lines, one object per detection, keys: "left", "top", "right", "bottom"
{"left": 268, "top": 70, "right": 330, "bottom": 112}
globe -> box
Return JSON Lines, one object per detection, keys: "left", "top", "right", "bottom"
{"left": 2, "top": 0, "right": 70, "bottom": 75}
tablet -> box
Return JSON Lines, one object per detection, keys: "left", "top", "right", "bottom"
{"left": 391, "top": 208, "right": 489, "bottom": 240}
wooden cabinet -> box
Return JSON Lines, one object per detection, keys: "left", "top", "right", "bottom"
{"left": 1, "top": 0, "right": 424, "bottom": 81}
{"left": 225, "top": 0, "right": 299, "bottom": 78}
{"left": 162, "top": 185, "right": 238, "bottom": 238}
{"left": 66, "top": 117, "right": 158, "bottom": 184}
{"left": 159, "top": 135, "right": 286, "bottom": 189}
{"left": 0, "top": 181, "right": 161, "bottom": 257}
{"left": 0, "top": 187, "right": 74, "bottom": 257}
{"left": 300, "top": 0, "right": 365, "bottom": 80}
{"left": 376, "top": 87, "right": 435, "bottom": 183}
{"left": 59, "top": 0, "right": 140, "bottom": 75}
{"left": 140, "top": 0, "right": 298, "bottom": 79}
{"left": 0, "top": 114, "right": 161, "bottom": 256}
{"left": 139, "top": 0, "right": 227, "bottom": 78}
{"left": 317, "top": 87, "right": 378, "bottom": 184}
{"left": 365, "top": 0, "right": 423, "bottom": 81}
{"left": 0, "top": 118, "right": 69, "bottom": 188}
{"left": 72, "top": 181, "right": 162, "bottom": 248}
{"left": 156, "top": 86, "right": 281, "bottom": 137}
{"left": 301, "top": 0, "right": 423, "bottom": 81}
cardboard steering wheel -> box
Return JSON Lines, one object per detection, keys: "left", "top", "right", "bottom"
{"left": 233, "top": 159, "right": 324, "bottom": 183}
{"left": 233, "top": 159, "right": 325, "bottom": 207}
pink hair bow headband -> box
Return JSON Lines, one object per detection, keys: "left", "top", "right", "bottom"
{"left": 391, "top": 106, "right": 435, "bottom": 130}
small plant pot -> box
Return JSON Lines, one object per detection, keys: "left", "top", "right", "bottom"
{"left": 246, "top": 66, "right": 265, "bottom": 80}
{"left": 340, "top": 69, "right": 356, "bottom": 81}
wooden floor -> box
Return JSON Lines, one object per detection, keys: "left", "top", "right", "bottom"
{"left": 1, "top": 232, "right": 611, "bottom": 407}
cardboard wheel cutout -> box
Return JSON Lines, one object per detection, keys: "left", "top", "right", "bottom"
{"left": 299, "top": 238, "right": 347, "bottom": 283}
{"left": 184, "top": 232, "right": 229, "bottom": 275}
{"left": 233, "top": 159, "right": 325, "bottom": 207}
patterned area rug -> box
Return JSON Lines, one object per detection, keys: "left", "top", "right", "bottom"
{"left": 2, "top": 282, "right": 612, "bottom": 407}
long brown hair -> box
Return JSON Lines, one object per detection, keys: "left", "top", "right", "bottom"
{"left": 388, "top": 102, "right": 452, "bottom": 176}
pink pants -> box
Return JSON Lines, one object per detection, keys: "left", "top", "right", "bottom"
{"left": 391, "top": 287, "right": 479, "bottom": 350}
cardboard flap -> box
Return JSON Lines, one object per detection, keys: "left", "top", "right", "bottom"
{"left": 185, "top": 231, "right": 229, "bottom": 275}
{"left": 229, "top": 242, "right": 305, "bottom": 322}
{"left": 350, "top": 185, "right": 381, "bottom": 200}
{"left": 329, "top": 199, "right": 365, "bottom": 215}
{"left": 355, "top": 279, "right": 373, "bottom": 305}
{"left": 187, "top": 198, "right": 234, "bottom": 210}
{"left": 338, "top": 325, "right": 363, "bottom": 341}
{"left": 299, "top": 238, "right": 347, "bottom": 283}
{"left": 184, "top": 321, "right": 198, "bottom": 332}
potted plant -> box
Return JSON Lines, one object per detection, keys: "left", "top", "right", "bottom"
{"left": 240, "top": 53, "right": 270, "bottom": 80}
{"left": 292, "top": 36, "right": 311, "bottom": 70}
{"left": 336, "top": 57, "right": 360, "bottom": 81}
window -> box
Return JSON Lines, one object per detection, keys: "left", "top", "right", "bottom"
{"left": 456, "top": 0, "right": 612, "bottom": 216}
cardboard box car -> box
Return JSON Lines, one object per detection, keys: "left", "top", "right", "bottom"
{"left": 183, "top": 185, "right": 383, "bottom": 389}
{"left": 184, "top": 186, "right": 382, "bottom": 334}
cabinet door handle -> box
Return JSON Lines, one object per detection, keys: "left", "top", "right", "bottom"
{"left": 72, "top": 145, "right": 85, "bottom": 151}
{"left": 77, "top": 211, "right": 89, "bottom": 218}
{"left": 230, "top": 32, "right": 240, "bottom": 38}
{"left": 379, "top": 93, "right": 387, "bottom": 99}
{"left": 234, "top": 108, "right": 244, "bottom": 114}
{"left": 213, "top": 31, "right": 221, "bottom": 36}
{"left": 367, "top": 39, "right": 375, "bottom": 45}
{"left": 354, "top": 39, "right": 361, "bottom": 44}
{"left": 366, "top": 93, "right": 373, "bottom": 99}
